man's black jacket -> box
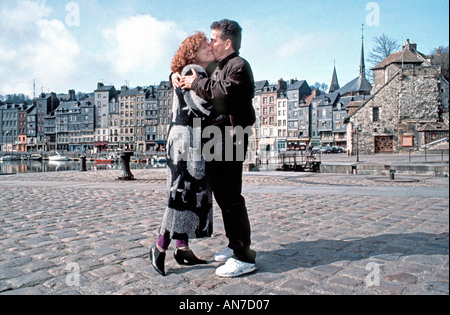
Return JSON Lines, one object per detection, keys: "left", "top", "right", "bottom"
{"left": 191, "top": 52, "right": 256, "bottom": 129}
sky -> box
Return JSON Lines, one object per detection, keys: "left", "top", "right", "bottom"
{"left": 0, "top": 0, "right": 449, "bottom": 98}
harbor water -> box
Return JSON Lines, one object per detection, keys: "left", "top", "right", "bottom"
{"left": 0, "top": 159, "right": 166, "bottom": 174}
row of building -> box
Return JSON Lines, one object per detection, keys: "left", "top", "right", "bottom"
{"left": 1, "top": 38, "right": 449, "bottom": 156}
{"left": 0, "top": 83, "right": 171, "bottom": 153}
{"left": 251, "top": 39, "right": 448, "bottom": 157}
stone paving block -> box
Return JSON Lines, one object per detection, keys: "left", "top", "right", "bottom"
{"left": 89, "top": 265, "right": 124, "bottom": 278}
{"left": 279, "top": 279, "right": 314, "bottom": 292}
{"left": 6, "top": 271, "right": 53, "bottom": 289}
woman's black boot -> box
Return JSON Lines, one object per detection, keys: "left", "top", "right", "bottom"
{"left": 174, "top": 248, "right": 207, "bottom": 265}
{"left": 150, "top": 244, "right": 166, "bottom": 276}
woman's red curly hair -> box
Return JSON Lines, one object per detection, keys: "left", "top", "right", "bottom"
{"left": 171, "top": 32, "right": 208, "bottom": 74}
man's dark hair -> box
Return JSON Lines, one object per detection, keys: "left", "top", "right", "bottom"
{"left": 210, "top": 19, "right": 242, "bottom": 53}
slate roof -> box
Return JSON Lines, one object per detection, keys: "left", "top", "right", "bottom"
{"left": 255, "top": 80, "right": 269, "bottom": 91}
{"left": 287, "top": 80, "right": 307, "bottom": 91}
{"left": 417, "top": 122, "right": 449, "bottom": 132}
{"left": 94, "top": 85, "right": 115, "bottom": 92}
{"left": 371, "top": 48, "right": 424, "bottom": 70}
{"left": 337, "top": 76, "right": 372, "bottom": 96}
{"left": 329, "top": 66, "right": 340, "bottom": 93}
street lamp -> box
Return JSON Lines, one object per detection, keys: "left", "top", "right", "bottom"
{"left": 5, "top": 130, "right": 10, "bottom": 155}
{"left": 355, "top": 123, "right": 362, "bottom": 163}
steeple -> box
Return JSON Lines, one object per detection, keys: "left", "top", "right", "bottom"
{"left": 359, "top": 24, "right": 366, "bottom": 79}
{"left": 329, "top": 60, "right": 340, "bottom": 93}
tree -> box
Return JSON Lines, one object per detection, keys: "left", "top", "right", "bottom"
{"left": 5, "top": 94, "right": 31, "bottom": 104}
{"left": 430, "top": 46, "right": 449, "bottom": 82}
{"left": 368, "top": 34, "right": 401, "bottom": 67}
{"left": 311, "top": 82, "right": 329, "bottom": 93}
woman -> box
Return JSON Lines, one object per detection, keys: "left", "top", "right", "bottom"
{"left": 149, "top": 32, "right": 216, "bottom": 276}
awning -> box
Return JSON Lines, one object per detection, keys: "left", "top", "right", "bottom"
{"left": 260, "top": 138, "right": 276, "bottom": 145}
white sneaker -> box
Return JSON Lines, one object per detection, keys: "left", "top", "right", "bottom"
{"left": 214, "top": 247, "right": 234, "bottom": 262}
{"left": 216, "top": 258, "right": 256, "bottom": 278}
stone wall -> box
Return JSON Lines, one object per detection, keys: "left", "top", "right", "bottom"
{"left": 347, "top": 65, "right": 449, "bottom": 155}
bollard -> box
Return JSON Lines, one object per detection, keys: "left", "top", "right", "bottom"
{"left": 389, "top": 169, "right": 396, "bottom": 180}
{"left": 79, "top": 156, "right": 87, "bottom": 172}
{"left": 118, "top": 151, "right": 135, "bottom": 181}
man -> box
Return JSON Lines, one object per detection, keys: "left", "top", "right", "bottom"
{"left": 178, "top": 19, "right": 257, "bottom": 278}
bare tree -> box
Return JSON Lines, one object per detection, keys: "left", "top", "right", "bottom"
{"left": 311, "top": 82, "right": 329, "bottom": 93}
{"left": 368, "top": 34, "right": 401, "bottom": 67}
{"left": 430, "top": 46, "right": 449, "bottom": 82}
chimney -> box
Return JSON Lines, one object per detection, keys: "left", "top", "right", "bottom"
{"left": 403, "top": 39, "right": 417, "bottom": 53}
{"left": 121, "top": 85, "right": 128, "bottom": 92}
{"left": 68, "top": 89, "right": 76, "bottom": 101}
{"left": 97, "top": 82, "right": 104, "bottom": 89}
{"left": 50, "top": 92, "right": 59, "bottom": 115}
{"left": 278, "top": 79, "right": 287, "bottom": 91}
{"left": 437, "top": 46, "right": 442, "bottom": 56}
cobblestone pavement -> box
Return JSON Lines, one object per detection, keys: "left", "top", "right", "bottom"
{"left": 0, "top": 169, "right": 448, "bottom": 295}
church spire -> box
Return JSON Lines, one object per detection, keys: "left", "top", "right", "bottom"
{"left": 329, "top": 60, "right": 340, "bottom": 93}
{"left": 359, "top": 24, "right": 366, "bottom": 79}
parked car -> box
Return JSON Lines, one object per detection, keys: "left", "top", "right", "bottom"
{"left": 332, "top": 146, "right": 346, "bottom": 153}
{"left": 319, "top": 146, "right": 333, "bottom": 154}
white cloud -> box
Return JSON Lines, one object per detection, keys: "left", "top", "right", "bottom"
{"left": 0, "top": 1, "right": 80, "bottom": 96}
{"left": 102, "top": 14, "right": 186, "bottom": 81}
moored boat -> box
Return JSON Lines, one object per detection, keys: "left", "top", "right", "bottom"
{"left": 30, "top": 154, "right": 43, "bottom": 161}
{"left": 0, "top": 155, "right": 20, "bottom": 161}
{"left": 48, "top": 152, "right": 69, "bottom": 161}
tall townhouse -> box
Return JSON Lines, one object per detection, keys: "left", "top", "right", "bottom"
{"left": 52, "top": 89, "right": 95, "bottom": 153}
{"left": 250, "top": 80, "right": 269, "bottom": 158}
{"left": 94, "top": 83, "right": 118, "bottom": 152}
{"left": 156, "top": 81, "right": 173, "bottom": 151}
{"left": 133, "top": 87, "right": 148, "bottom": 153}
{"left": 317, "top": 93, "right": 337, "bottom": 146}
{"left": 0, "top": 104, "right": 18, "bottom": 152}
{"left": 333, "top": 97, "right": 350, "bottom": 147}
{"left": 17, "top": 105, "right": 33, "bottom": 152}
{"left": 35, "top": 93, "right": 59, "bottom": 151}
{"left": 260, "top": 84, "right": 278, "bottom": 152}
{"left": 0, "top": 105, "right": 3, "bottom": 150}
{"left": 26, "top": 106, "right": 37, "bottom": 151}
{"left": 79, "top": 94, "right": 96, "bottom": 153}
{"left": 55, "top": 90, "right": 79, "bottom": 152}
{"left": 145, "top": 85, "right": 159, "bottom": 151}
{"left": 43, "top": 114, "right": 56, "bottom": 151}
{"left": 298, "top": 89, "right": 319, "bottom": 146}
{"left": 117, "top": 86, "right": 148, "bottom": 151}
{"left": 276, "top": 87, "right": 288, "bottom": 152}
{"left": 108, "top": 94, "right": 120, "bottom": 151}
{"left": 286, "top": 79, "right": 311, "bottom": 149}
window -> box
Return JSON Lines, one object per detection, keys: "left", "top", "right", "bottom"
{"left": 373, "top": 107, "right": 380, "bottom": 122}
{"left": 401, "top": 135, "right": 414, "bottom": 147}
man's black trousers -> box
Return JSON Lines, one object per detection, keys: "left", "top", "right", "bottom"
{"left": 206, "top": 159, "right": 256, "bottom": 264}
